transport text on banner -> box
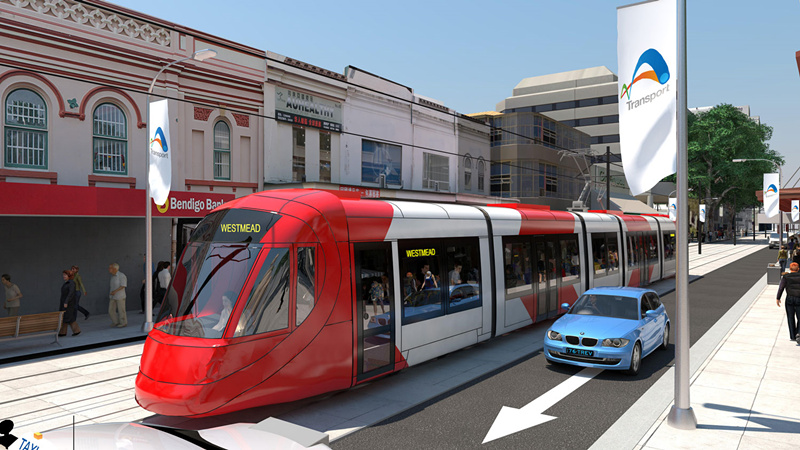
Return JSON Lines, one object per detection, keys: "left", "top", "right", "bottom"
{"left": 763, "top": 173, "right": 780, "bottom": 218}
{"left": 792, "top": 200, "right": 799, "bottom": 223}
{"left": 699, "top": 204, "right": 705, "bottom": 223}
{"left": 617, "top": 0, "right": 677, "bottom": 196}
{"left": 148, "top": 99, "right": 172, "bottom": 207}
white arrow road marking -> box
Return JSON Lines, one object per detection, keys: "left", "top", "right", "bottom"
{"left": 482, "top": 367, "right": 604, "bottom": 444}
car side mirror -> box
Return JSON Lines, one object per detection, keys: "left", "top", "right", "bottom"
{"left": 561, "top": 303, "right": 570, "bottom": 310}
{"left": 645, "top": 310, "right": 658, "bottom": 318}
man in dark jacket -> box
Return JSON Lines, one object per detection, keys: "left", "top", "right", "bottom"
{"left": 776, "top": 262, "right": 800, "bottom": 342}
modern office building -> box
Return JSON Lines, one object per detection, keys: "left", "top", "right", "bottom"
{"left": 494, "top": 66, "right": 662, "bottom": 213}
{"left": 469, "top": 110, "right": 589, "bottom": 210}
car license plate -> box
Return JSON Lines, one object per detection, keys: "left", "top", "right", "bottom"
{"left": 566, "top": 348, "right": 594, "bottom": 357}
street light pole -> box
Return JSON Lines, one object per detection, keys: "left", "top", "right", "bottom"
{"left": 732, "top": 158, "right": 782, "bottom": 249}
{"left": 144, "top": 49, "right": 216, "bottom": 332}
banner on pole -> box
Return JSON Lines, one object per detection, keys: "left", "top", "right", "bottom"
{"left": 763, "top": 173, "right": 780, "bottom": 218}
{"left": 668, "top": 197, "right": 677, "bottom": 221}
{"left": 699, "top": 204, "right": 705, "bottom": 223}
{"left": 148, "top": 99, "right": 172, "bottom": 206}
{"left": 792, "top": 200, "right": 799, "bottom": 223}
{"left": 617, "top": 0, "right": 677, "bottom": 196}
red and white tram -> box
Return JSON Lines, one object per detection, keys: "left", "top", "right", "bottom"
{"left": 135, "top": 189, "right": 675, "bottom": 417}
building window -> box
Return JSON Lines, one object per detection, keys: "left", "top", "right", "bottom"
{"left": 477, "top": 158, "right": 485, "bottom": 192}
{"left": 540, "top": 163, "right": 558, "bottom": 196}
{"left": 463, "top": 154, "right": 473, "bottom": 191}
{"left": 319, "top": 131, "right": 331, "bottom": 183}
{"left": 4, "top": 88, "right": 47, "bottom": 169}
{"left": 92, "top": 103, "right": 127, "bottom": 174}
{"left": 213, "top": 121, "right": 231, "bottom": 180}
{"left": 292, "top": 127, "right": 305, "bottom": 182}
{"left": 362, "top": 139, "right": 401, "bottom": 186}
{"left": 423, "top": 152, "right": 449, "bottom": 191}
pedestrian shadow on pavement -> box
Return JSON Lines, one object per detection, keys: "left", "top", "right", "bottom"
{"left": 697, "top": 403, "right": 800, "bottom": 434}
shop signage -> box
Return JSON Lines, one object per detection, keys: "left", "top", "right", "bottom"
{"left": 153, "top": 191, "right": 233, "bottom": 217}
{"left": 339, "top": 185, "right": 380, "bottom": 198}
{"left": 275, "top": 87, "right": 342, "bottom": 132}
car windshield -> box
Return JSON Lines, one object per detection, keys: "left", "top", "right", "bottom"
{"left": 568, "top": 293, "right": 639, "bottom": 320}
{"left": 770, "top": 233, "right": 787, "bottom": 239}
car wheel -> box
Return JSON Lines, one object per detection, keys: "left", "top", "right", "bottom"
{"left": 626, "top": 342, "right": 641, "bottom": 376}
{"left": 660, "top": 324, "right": 669, "bottom": 351}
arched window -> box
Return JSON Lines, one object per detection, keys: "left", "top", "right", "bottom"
{"left": 4, "top": 88, "right": 47, "bottom": 169}
{"left": 93, "top": 103, "right": 127, "bottom": 174}
{"left": 214, "top": 121, "right": 231, "bottom": 180}
{"left": 477, "top": 157, "right": 486, "bottom": 192}
{"left": 464, "top": 154, "right": 473, "bottom": 191}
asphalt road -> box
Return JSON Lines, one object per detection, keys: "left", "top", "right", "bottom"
{"left": 331, "top": 247, "right": 774, "bottom": 450}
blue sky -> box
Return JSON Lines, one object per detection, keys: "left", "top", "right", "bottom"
{"left": 110, "top": 0, "right": 800, "bottom": 184}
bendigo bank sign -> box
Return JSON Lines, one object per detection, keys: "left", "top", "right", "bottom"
{"left": 153, "top": 191, "right": 234, "bottom": 217}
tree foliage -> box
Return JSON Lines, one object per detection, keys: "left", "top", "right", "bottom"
{"left": 686, "top": 104, "right": 781, "bottom": 230}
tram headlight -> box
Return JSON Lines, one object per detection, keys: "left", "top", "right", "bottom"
{"left": 602, "top": 338, "right": 630, "bottom": 348}
{"left": 547, "top": 330, "right": 562, "bottom": 341}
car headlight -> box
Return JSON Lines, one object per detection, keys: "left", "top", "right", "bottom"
{"left": 547, "top": 330, "right": 562, "bottom": 341}
{"left": 602, "top": 338, "right": 630, "bottom": 348}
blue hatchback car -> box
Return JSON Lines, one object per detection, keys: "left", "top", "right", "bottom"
{"left": 544, "top": 287, "right": 669, "bottom": 375}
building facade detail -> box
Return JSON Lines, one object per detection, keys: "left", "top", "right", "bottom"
{"left": 2, "top": 0, "right": 171, "bottom": 46}
{"left": 193, "top": 106, "right": 213, "bottom": 121}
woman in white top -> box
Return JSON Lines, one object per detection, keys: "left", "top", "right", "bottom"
{"left": 212, "top": 291, "right": 235, "bottom": 333}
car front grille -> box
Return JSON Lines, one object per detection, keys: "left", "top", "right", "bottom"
{"left": 548, "top": 350, "right": 621, "bottom": 365}
{"left": 565, "top": 335, "right": 597, "bottom": 347}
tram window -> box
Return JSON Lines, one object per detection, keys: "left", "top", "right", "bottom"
{"left": 234, "top": 248, "right": 291, "bottom": 337}
{"left": 592, "top": 235, "right": 607, "bottom": 276}
{"left": 606, "top": 233, "right": 620, "bottom": 273}
{"left": 560, "top": 236, "right": 580, "bottom": 283}
{"left": 446, "top": 238, "right": 481, "bottom": 312}
{"left": 646, "top": 232, "right": 659, "bottom": 262}
{"left": 399, "top": 240, "right": 443, "bottom": 322}
{"left": 503, "top": 238, "right": 532, "bottom": 299}
{"left": 663, "top": 232, "right": 676, "bottom": 261}
{"left": 156, "top": 242, "right": 261, "bottom": 339}
{"left": 627, "top": 234, "right": 639, "bottom": 267}
{"left": 296, "top": 247, "right": 315, "bottom": 326}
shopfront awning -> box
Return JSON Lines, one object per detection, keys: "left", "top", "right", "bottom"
{"left": 609, "top": 194, "right": 663, "bottom": 215}
{"left": 0, "top": 182, "right": 234, "bottom": 217}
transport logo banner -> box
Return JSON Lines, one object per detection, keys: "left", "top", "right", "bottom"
{"left": 699, "top": 204, "right": 705, "bottom": 223}
{"left": 617, "top": 0, "right": 677, "bottom": 196}
{"left": 793, "top": 200, "right": 799, "bottom": 222}
{"left": 668, "top": 197, "right": 677, "bottom": 221}
{"left": 763, "top": 173, "right": 780, "bottom": 218}
{"left": 148, "top": 99, "right": 172, "bottom": 206}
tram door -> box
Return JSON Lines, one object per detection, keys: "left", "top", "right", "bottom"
{"left": 354, "top": 242, "right": 395, "bottom": 381}
{"left": 535, "top": 238, "right": 560, "bottom": 321}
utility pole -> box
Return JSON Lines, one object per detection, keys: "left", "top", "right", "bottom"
{"left": 606, "top": 146, "right": 611, "bottom": 210}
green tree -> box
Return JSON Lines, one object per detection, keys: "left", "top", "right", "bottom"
{"left": 686, "top": 104, "right": 781, "bottom": 232}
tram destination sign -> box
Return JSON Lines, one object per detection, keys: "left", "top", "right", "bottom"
{"left": 275, "top": 87, "right": 342, "bottom": 132}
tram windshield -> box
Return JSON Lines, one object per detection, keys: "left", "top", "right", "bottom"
{"left": 156, "top": 208, "right": 280, "bottom": 338}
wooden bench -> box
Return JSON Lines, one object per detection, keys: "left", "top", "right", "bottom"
{"left": 0, "top": 311, "right": 64, "bottom": 344}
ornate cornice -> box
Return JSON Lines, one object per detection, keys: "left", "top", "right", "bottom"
{"left": 2, "top": 0, "right": 171, "bottom": 46}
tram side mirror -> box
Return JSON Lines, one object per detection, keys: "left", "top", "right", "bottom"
{"left": 561, "top": 303, "right": 570, "bottom": 310}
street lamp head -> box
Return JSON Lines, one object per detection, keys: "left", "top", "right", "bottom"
{"left": 732, "top": 159, "right": 746, "bottom": 163}
{"left": 192, "top": 49, "right": 217, "bottom": 62}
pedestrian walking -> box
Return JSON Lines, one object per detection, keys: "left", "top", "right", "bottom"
{"left": 777, "top": 245, "right": 789, "bottom": 273}
{"left": 59, "top": 269, "right": 81, "bottom": 336}
{"left": 776, "top": 262, "right": 800, "bottom": 342}
{"left": 156, "top": 261, "right": 171, "bottom": 305}
{"left": 71, "top": 266, "right": 90, "bottom": 320}
{"left": 108, "top": 262, "right": 128, "bottom": 328}
{"left": 2, "top": 274, "right": 22, "bottom": 316}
